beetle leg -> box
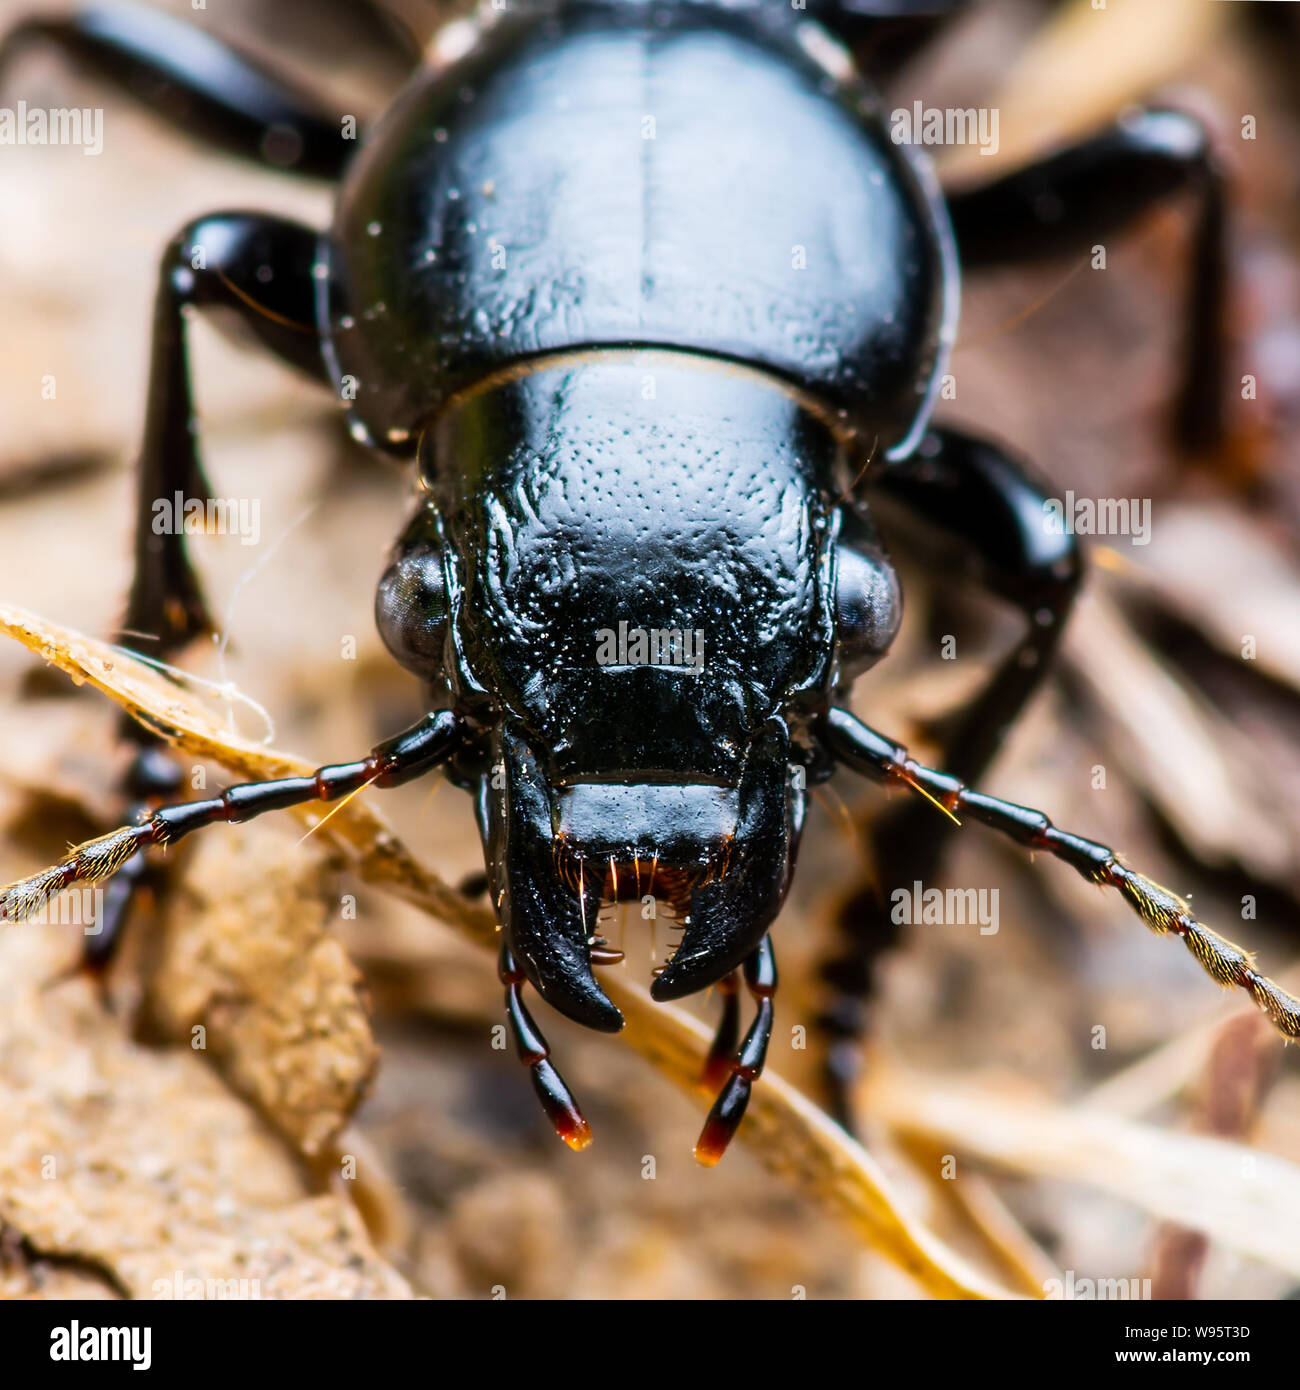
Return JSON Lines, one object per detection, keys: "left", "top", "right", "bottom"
{"left": 822, "top": 428, "right": 1080, "bottom": 1129}
{"left": 870, "top": 429, "right": 1083, "bottom": 785}
{"left": 79, "top": 212, "right": 336, "bottom": 976}
{"left": 80, "top": 745, "right": 184, "bottom": 981}
{"left": 0, "top": 2, "right": 356, "bottom": 177}
{"left": 499, "top": 943, "right": 593, "bottom": 1153}
{"left": 694, "top": 936, "right": 777, "bottom": 1168}
{"left": 825, "top": 707, "right": 1300, "bottom": 1042}
{"left": 127, "top": 212, "right": 335, "bottom": 652}
{"left": 945, "top": 108, "right": 1227, "bottom": 454}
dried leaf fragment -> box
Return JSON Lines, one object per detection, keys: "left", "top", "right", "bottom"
{"left": 145, "top": 828, "right": 380, "bottom": 1158}
{"left": 0, "top": 930, "right": 410, "bottom": 1299}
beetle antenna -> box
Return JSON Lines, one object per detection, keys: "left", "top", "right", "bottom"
{"left": 295, "top": 774, "right": 380, "bottom": 845}
{"left": 0, "top": 711, "right": 464, "bottom": 924}
{"left": 825, "top": 707, "right": 1300, "bottom": 1042}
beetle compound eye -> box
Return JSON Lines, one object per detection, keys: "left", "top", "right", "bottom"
{"left": 833, "top": 541, "right": 901, "bottom": 684}
{"left": 375, "top": 509, "right": 450, "bottom": 680}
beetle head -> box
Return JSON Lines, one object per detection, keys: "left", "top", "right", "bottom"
{"left": 375, "top": 355, "right": 900, "bottom": 1027}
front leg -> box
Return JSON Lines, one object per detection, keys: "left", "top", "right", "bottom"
{"left": 94, "top": 212, "right": 336, "bottom": 973}
{"left": 127, "top": 212, "right": 332, "bottom": 650}
{"left": 946, "top": 108, "right": 1227, "bottom": 453}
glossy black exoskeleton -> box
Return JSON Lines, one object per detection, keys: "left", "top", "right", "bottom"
{"left": 5, "top": 0, "right": 1297, "bottom": 1163}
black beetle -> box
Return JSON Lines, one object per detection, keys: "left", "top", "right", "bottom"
{"left": 2, "top": 0, "right": 1297, "bottom": 1163}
